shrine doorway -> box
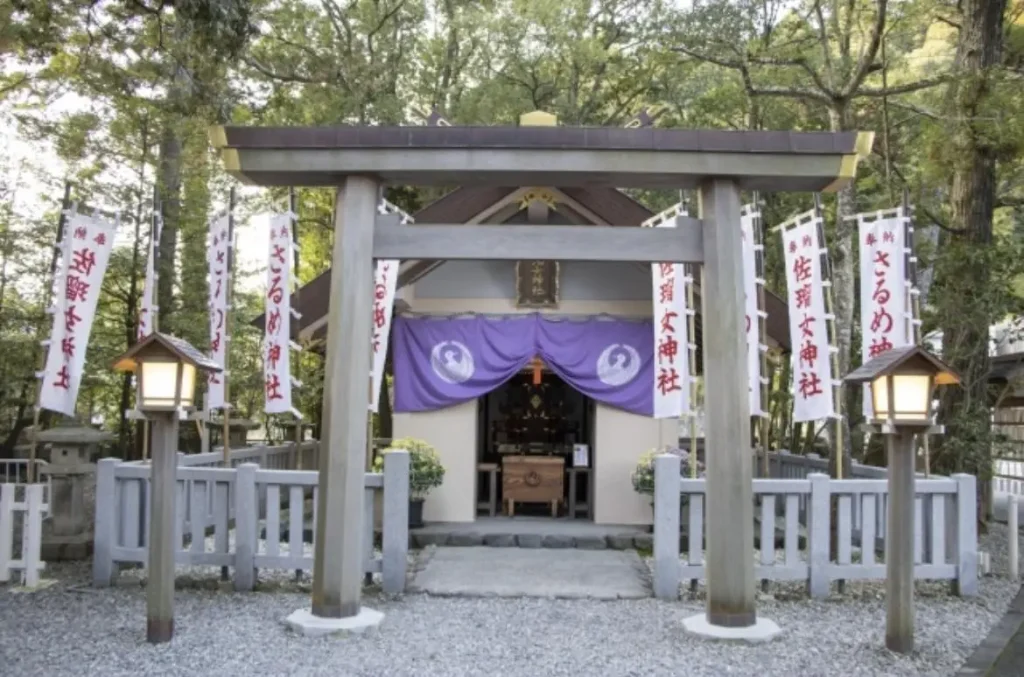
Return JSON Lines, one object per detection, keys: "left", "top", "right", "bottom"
{"left": 476, "top": 368, "right": 595, "bottom": 519}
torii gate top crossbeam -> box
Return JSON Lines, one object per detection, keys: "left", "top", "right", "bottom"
{"left": 210, "top": 125, "right": 873, "bottom": 193}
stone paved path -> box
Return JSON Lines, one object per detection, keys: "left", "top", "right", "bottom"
{"left": 410, "top": 546, "right": 651, "bottom": 599}
{"left": 958, "top": 583, "right": 1024, "bottom": 676}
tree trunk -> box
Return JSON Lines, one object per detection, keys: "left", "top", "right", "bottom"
{"left": 155, "top": 59, "right": 193, "bottom": 329}
{"left": 937, "top": 0, "right": 1006, "bottom": 524}
{"left": 120, "top": 130, "right": 148, "bottom": 457}
{"left": 915, "top": 224, "right": 940, "bottom": 306}
{"left": 156, "top": 122, "right": 182, "bottom": 328}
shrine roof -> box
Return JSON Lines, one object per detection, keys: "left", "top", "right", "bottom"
{"left": 210, "top": 125, "right": 872, "bottom": 193}
{"left": 250, "top": 184, "right": 793, "bottom": 353}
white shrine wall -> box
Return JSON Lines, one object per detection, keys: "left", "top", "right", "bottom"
{"left": 392, "top": 260, "right": 674, "bottom": 525}
{"left": 393, "top": 400, "right": 478, "bottom": 523}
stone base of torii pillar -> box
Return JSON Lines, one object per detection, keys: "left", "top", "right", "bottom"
{"left": 284, "top": 608, "right": 384, "bottom": 637}
{"left": 681, "top": 614, "right": 783, "bottom": 644}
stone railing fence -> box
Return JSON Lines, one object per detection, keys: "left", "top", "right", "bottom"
{"left": 0, "top": 482, "right": 49, "bottom": 587}
{"left": 652, "top": 453, "right": 978, "bottom": 600}
{"left": 92, "top": 446, "right": 410, "bottom": 594}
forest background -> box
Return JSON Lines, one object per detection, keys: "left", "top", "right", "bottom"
{"left": 1, "top": 0, "right": 1022, "bottom": 488}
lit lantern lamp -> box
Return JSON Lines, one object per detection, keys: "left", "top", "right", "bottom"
{"left": 843, "top": 344, "right": 959, "bottom": 655}
{"left": 844, "top": 344, "right": 958, "bottom": 432}
{"left": 113, "top": 333, "right": 218, "bottom": 412}
{"left": 112, "top": 332, "right": 220, "bottom": 644}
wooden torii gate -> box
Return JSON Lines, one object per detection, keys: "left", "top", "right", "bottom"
{"left": 211, "top": 119, "right": 872, "bottom": 635}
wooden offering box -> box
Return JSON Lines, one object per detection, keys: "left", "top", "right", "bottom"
{"left": 502, "top": 455, "right": 564, "bottom": 517}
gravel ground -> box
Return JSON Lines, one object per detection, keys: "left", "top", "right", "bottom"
{"left": 1, "top": 525, "right": 1019, "bottom": 677}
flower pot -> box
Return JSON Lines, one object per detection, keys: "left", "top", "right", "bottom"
{"left": 409, "top": 497, "right": 425, "bottom": 528}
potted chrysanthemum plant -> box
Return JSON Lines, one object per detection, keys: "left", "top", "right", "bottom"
{"left": 374, "top": 437, "right": 445, "bottom": 528}
{"left": 631, "top": 446, "right": 704, "bottom": 531}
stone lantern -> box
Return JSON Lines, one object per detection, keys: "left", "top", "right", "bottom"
{"left": 34, "top": 419, "right": 115, "bottom": 560}
{"left": 207, "top": 415, "right": 260, "bottom": 449}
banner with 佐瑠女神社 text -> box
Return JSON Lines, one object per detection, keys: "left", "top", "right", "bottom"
{"left": 781, "top": 210, "right": 835, "bottom": 423}
{"left": 39, "top": 210, "right": 116, "bottom": 416}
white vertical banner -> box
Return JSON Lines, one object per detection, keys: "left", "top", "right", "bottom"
{"left": 264, "top": 212, "right": 300, "bottom": 415}
{"left": 207, "top": 214, "right": 231, "bottom": 410}
{"left": 137, "top": 210, "right": 162, "bottom": 340}
{"left": 645, "top": 203, "right": 691, "bottom": 419}
{"left": 741, "top": 204, "right": 768, "bottom": 417}
{"left": 781, "top": 210, "right": 835, "bottom": 423}
{"left": 370, "top": 260, "right": 397, "bottom": 413}
{"left": 858, "top": 208, "right": 910, "bottom": 417}
{"left": 38, "top": 210, "right": 116, "bottom": 416}
{"left": 369, "top": 198, "right": 409, "bottom": 413}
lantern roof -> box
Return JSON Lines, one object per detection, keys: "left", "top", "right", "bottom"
{"left": 112, "top": 332, "right": 222, "bottom": 374}
{"left": 32, "top": 418, "right": 115, "bottom": 444}
{"left": 843, "top": 345, "right": 960, "bottom": 386}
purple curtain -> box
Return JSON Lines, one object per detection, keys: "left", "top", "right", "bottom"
{"left": 537, "top": 317, "right": 653, "bottom": 416}
{"left": 392, "top": 315, "right": 536, "bottom": 413}
{"left": 393, "top": 314, "right": 654, "bottom": 416}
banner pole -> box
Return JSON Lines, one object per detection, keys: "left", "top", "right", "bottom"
{"left": 677, "top": 195, "right": 699, "bottom": 478}
{"left": 813, "top": 194, "right": 843, "bottom": 480}
{"left": 902, "top": 189, "right": 928, "bottom": 476}
{"left": 752, "top": 194, "right": 771, "bottom": 477}
{"left": 222, "top": 187, "right": 236, "bottom": 467}
{"left": 142, "top": 184, "right": 162, "bottom": 462}
{"left": 289, "top": 187, "right": 303, "bottom": 467}
{"left": 687, "top": 260, "right": 699, "bottom": 479}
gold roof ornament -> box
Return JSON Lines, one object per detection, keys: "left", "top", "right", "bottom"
{"left": 824, "top": 131, "right": 876, "bottom": 193}
{"left": 518, "top": 188, "right": 559, "bottom": 210}
{"left": 519, "top": 110, "right": 558, "bottom": 127}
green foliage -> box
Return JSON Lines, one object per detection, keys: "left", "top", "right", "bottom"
{"left": 631, "top": 447, "right": 703, "bottom": 495}
{"left": 374, "top": 437, "right": 446, "bottom": 499}
{"left": 932, "top": 233, "right": 1024, "bottom": 477}
{"left": 0, "top": 0, "right": 1021, "bottom": 475}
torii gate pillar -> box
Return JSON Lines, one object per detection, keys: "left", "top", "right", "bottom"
{"left": 683, "top": 179, "right": 780, "bottom": 641}
{"left": 286, "top": 175, "right": 384, "bottom": 635}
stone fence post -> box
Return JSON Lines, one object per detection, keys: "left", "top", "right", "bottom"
{"left": 807, "top": 473, "right": 830, "bottom": 598}
{"left": 653, "top": 453, "right": 682, "bottom": 600}
{"left": 92, "top": 458, "right": 118, "bottom": 587}
{"left": 233, "top": 463, "right": 258, "bottom": 591}
{"left": 382, "top": 449, "right": 410, "bottom": 594}
{"left": 952, "top": 473, "right": 978, "bottom": 597}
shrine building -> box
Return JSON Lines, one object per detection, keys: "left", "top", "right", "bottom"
{"left": 286, "top": 181, "right": 792, "bottom": 527}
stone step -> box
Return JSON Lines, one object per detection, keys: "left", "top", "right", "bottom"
{"left": 260, "top": 518, "right": 810, "bottom": 552}
{"left": 411, "top": 531, "right": 651, "bottom": 550}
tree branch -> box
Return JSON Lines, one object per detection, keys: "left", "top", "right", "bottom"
{"left": 890, "top": 164, "right": 965, "bottom": 235}
{"left": 674, "top": 47, "right": 834, "bottom": 105}
{"left": 244, "top": 58, "right": 325, "bottom": 85}
{"left": 749, "top": 85, "right": 833, "bottom": 105}
{"left": 996, "top": 196, "right": 1024, "bottom": 209}
{"left": 672, "top": 45, "right": 743, "bottom": 71}
{"left": 811, "top": 0, "right": 835, "bottom": 82}
{"left": 856, "top": 73, "right": 953, "bottom": 97}
{"left": 886, "top": 100, "right": 941, "bottom": 120}
{"left": 844, "top": 0, "right": 888, "bottom": 96}
{"left": 745, "top": 53, "right": 836, "bottom": 97}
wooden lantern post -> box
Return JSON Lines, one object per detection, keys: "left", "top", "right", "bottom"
{"left": 112, "top": 333, "right": 221, "bottom": 643}
{"left": 844, "top": 345, "right": 958, "bottom": 653}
